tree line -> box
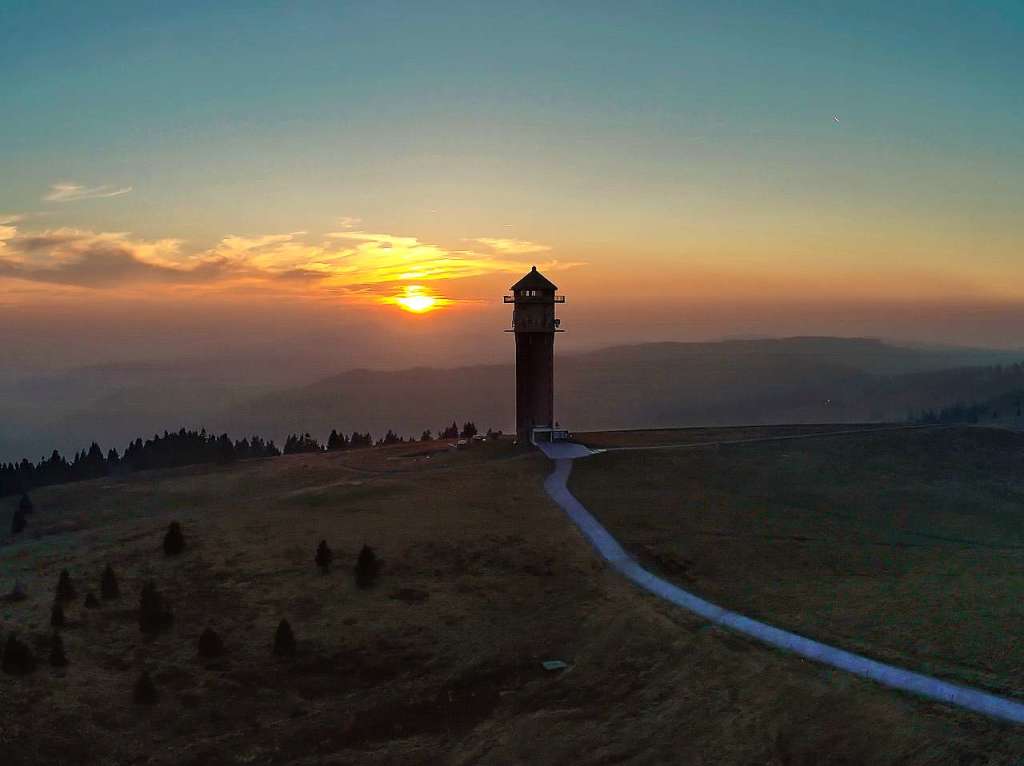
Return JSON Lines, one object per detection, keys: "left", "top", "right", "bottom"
{"left": 0, "top": 429, "right": 281, "bottom": 498}
{"left": 911, "top": 396, "right": 1023, "bottom": 425}
{"left": 282, "top": 421, "right": 485, "bottom": 454}
{"left": 2, "top": 420, "right": 497, "bottom": 497}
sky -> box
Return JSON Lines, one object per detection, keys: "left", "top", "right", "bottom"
{"left": 2, "top": 1, "right": 1024, "bottom": 376}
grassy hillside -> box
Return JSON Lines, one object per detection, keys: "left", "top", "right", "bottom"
{"left": 2, "top": 432, "right": 1024, "bottom": 763}
{"left": 571, "top": 426, "right": 1024, "bottom": 698}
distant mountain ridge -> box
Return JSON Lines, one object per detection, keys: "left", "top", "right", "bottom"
{"left": 215, "top": 337, "right": 1024, "bottom": 442}
{"left": 2, "top": 336, "right": 1022, "bottom": 462}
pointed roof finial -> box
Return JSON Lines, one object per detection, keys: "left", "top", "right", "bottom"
{"left": 510, "top": 266, "right": 557, "bottom": 291}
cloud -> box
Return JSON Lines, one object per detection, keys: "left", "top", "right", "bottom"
{"left": 473, "top": 237, "right": 551, "bottom": 255}
{"left": 336, "top": 216, "right": 361, "bottom": 229}
{"left": 325, "top": 231, "right": 565, "bottom": 288}
{"left": 0, "top": 224, "right": 583, "bottom": 303}
{"left": 0, "top": 215, "right": 22, "bottom": 250}
{"left": 0, "top": 229, "right": 227, "bottom": 287}
{"left": 43, "top": 182, "right": 133, "bottom": 202}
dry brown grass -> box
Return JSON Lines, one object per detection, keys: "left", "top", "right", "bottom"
{"left": 1, "top": 435, "right": 1022, "bottom": 764}
{"left": 572, "top": 426, "right": 1024, "bottom": 696}
{"left": 577, "top": 422, "right": 903, "bottom": 449}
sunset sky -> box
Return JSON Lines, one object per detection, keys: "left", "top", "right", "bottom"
{"left": 2, "top": 1, "right": 1024, "bottom": 373}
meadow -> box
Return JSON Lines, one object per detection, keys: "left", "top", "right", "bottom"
{"left": 1, "top": 432, "right": 1022, "bottom": 764}
{"left": 571, "top": 426, "right": 1024, "bottom": 697}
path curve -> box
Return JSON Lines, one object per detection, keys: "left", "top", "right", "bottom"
{"left": 544, "top": 455, "right": 1024, "bottom": 725}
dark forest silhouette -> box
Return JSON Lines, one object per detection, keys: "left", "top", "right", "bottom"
{"left": 0, "top": 429, "right": 279, "bottom": 499}
{"left": 1, "top": 420, "right": 494, "bottom": 499}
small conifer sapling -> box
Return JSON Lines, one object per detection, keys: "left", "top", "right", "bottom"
{"left": 355, "top": 544, "right": 380, "bottom": 589}
{"left": 273, "top": 619, "right": 296, "bottom": 657}
{"left": 56, "top": 569, "right": 77, "bottom": 602}
{"left": 315, "top": 539, "right": 333, "bottom": 573}
{"left": 198, "top": 627, "right": 224, "bottom": 659}
{"left": 163, "top": 521, "right": 185, "bottom": 556}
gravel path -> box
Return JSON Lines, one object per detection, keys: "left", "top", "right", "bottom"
{"left": 544, "top": 453, "right": 1024, "bottom": 725}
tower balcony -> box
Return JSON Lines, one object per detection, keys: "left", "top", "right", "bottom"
{"left": 503, "top": 294, "right": 565, "bottom": 303}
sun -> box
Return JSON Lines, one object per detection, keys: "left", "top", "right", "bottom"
{"left": 389, "top": 285, "right": 448, "bottom": 313}
{"left": 397, "top": 294, "right": 436, "bottom": 313}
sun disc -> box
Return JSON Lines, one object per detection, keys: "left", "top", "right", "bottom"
{"left": 397, "top": 294, "right": 436, "bottom": 313}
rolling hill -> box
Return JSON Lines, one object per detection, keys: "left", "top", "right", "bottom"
{"left": 3, "top": 431, "right": 1023, "bottom": 763}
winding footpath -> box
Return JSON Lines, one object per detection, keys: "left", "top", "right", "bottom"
{"left": 542, "top": 450, "right": 1024, "bottom": 725}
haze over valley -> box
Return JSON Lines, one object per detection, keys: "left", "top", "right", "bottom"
{"left": 3, "top": 336, "right": 1023, "bottom": 463}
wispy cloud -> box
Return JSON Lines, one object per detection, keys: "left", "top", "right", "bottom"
{"left": 336, "top": 216, "right": 361, "bottom": 229}
{"left": 43, "top": 182, "right": 133, "bottom": 203}
{"left": 0, "top": 228, "right": 222, "bottom": 287}
{"left": 0, "top": 214, "right": 24, "bottom": 245}
{"left": 473, "top": 237, "right": 551, "bottom": 255}
{"left": 0, "top": 224, "right": 584, "bottom": 305}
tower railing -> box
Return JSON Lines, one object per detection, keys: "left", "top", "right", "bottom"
{"left": 503, "top": 294, "right": 565, "bottom": 303}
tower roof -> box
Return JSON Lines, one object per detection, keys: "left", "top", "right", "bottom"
{"left": 510, "top": 266, "right": 557, "bottom": 291}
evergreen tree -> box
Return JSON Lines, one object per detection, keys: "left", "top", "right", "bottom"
{"left": 198, "top": 627, "right": 224, "bottom": 659}
{"left": 349, "top": 432, "right": 372, "bottom": 449}
{"left": 56, "top": 569, "right": 77, "bottom": 602}
{"left": 18, "top": 493, "right": 33, "bottom": 514}
{"left": 284, "top": 433, "right": 323, "bottom": 455}
{"left": 82, "top": 442, "right": 108, "bottom": 478}
{"left": 2, "top": 634, "right": 36, "bottom": 675}
{"left": 461, "top": 421, "right": 478, "bottom": 439}
{"left": 315, "top": 539, "right": 333, "bottom": 573}
{"left": 420, "top": 429, "right": 432, "bottom": 442}
{"left": 50, "top": 633, "right": 68, "bottom": 667}
{"left": 273, "top": 619, "right": 296, "bottom": 657}
{"left": 101, "top": 564, "right": 120, "bottom": 599}
{"left": 163, "top": 521, "right": 185, "bottom": 556}
{"left": 51, "top": 600, "right": 66, "bottom": 629}
{"left": 355, "top": 544, "right": 380, "bottom": 589}
{"left": 215, "top": 434, "right": 236, "bottom": 464}
{"left": 133, "top": 670, "right": 159, "bottom": 704}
